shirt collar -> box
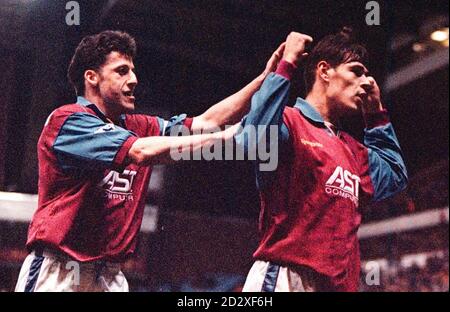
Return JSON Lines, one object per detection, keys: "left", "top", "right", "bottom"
{"left": 76, "top": 96, "right": 92, "bottom": 107}
{"left": 76, "top": 96, "right": 127, "bottom": 127}
{"left": 293, "top": 97, "right": 342, "bottom": 135}
{"left": 294, "top": 97, "right": 325, "bottom": 124}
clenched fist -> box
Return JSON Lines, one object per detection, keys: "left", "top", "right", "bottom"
{"left": 361, "top": 77, "right": 384, "bottom": 114}
{"left": 282, "top": 32, "right": 313, "bottom": 65}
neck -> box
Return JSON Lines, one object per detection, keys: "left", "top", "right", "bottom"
{"left": 305, "top": 86, "right": 339, "bottom": 126}
{"left": 83, "top": 90, "right": 121, "bottom": 123}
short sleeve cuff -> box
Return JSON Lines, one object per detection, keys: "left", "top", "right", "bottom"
{"left": 113, "top": 135, "right": 139, "bottom": 168}
{"left": 184, "top": 117, "right": 193, "bottom": 131}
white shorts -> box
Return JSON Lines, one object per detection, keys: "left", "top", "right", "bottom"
{"left": 242, "top": 260, "right": 321, "bottom": 292}
{"left": 15, "top": 250, "right": 129, "bottom": 292}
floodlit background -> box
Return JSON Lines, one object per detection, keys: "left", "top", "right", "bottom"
{"left": 0, "top": 0, "right": 448, "bottom": 291}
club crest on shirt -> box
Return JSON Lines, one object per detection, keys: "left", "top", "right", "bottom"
{"left": 95, "top": 123, "right": 115, "bottom": 134}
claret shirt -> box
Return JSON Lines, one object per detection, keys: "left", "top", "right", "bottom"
{"left": 236, "top": 61, "right": 408, "bottom": 291}
{"left": 27, "top": 96, "right": 192, "bottom": 262}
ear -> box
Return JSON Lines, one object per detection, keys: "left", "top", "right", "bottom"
{"left": 317, "top": 61, "right": 332, "bottom": 83}
{"left": 84, "top": 69, "right": 99, "bottom": 88}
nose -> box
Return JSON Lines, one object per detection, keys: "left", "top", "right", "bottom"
{"left": 128, "top": 70, "right": 138, "bottom": 87}
{"left": 360, "top": 75, "right": 374, "bottom": 93}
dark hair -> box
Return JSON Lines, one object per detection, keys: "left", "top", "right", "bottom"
{"left": 67, "top": 30, "right": 137, "bottom": 95}
{"left": 303, "top": 27, "right": 368, "bottom": 94}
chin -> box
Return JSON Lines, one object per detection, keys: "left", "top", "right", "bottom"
{"left": 342, "top": 103, "right": 360, "bottom": 117}
{"left": 124, "top": 106, "right": 135, "bottom": 113}
{"left": 122, "top": 102, "right": 135, "bottom": 112}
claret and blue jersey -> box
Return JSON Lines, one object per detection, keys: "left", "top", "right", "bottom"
{"left": 27, "top": 96, "right": 192, "bottom": 262}
{"left": 236, "top": 61, "right": 408, "bottom": 291}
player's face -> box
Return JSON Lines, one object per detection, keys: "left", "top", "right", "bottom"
{"left": 97, "top": 51, "right": 138, "bottom": 113}
{"left": 326, "top": 61, "right": 372, "bottom": 116}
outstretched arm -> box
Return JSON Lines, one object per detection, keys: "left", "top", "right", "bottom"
{"left": 49, "top": 109, "right": 238, "bottom": 171}
{"left": 127, "top": 124, "right": 238, "bottom": 166}
{"left": 190, "top": 43, "right": 286, "bottom": 132}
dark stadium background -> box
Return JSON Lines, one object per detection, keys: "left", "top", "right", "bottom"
{"left": 0, "top": 0, "right": 448, "bottom": 292}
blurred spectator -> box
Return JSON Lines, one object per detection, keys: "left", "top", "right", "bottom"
{"left": 361, "top": 251, "right": 449, "bottom": 292}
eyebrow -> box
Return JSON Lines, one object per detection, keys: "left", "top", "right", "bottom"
{"left": 115, "top": 64, "right": 135, "bottom": 71}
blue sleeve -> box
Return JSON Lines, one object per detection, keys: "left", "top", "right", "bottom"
{"left": 156, "top": 114, "right": 190, "bottom": 136}
{"left": 235, "top": 73, "right": 290, "bottom": 152}
{"left": 53, "top": 112, "right": 137, "bottom": 171}
{"left": 233, "top": 72, "right": 292, "bottom": 191}
{"left": 365, "top": 123, "right": 408, "bottom": 201}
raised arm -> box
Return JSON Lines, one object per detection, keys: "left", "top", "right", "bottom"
{"left": 190, "top": 43, "right": 286, "bottom": 132}
{"left": 361, "top": 77, "right": 408, "bottom": 201}
{"left": 235, "top": 32, "right": 313, "bottom": 152}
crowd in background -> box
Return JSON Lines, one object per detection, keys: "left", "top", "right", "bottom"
{"left": 360, "top": 252, "right": 449, "bottom": 292}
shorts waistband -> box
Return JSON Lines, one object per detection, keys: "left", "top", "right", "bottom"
{"left": 31, "top": 249, "right": 122, "bottom": 271}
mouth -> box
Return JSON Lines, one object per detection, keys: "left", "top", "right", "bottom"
{"left": 356, "top": 93, "right": 367, "bottom": 104}
{"left": 122, "top": 90, "right": 135, "bottom": 101}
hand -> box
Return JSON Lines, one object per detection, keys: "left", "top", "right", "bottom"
{"left": 262, "top": 42, "right": 286, "bottom": 76}
{"left": 282, "top": 32, "right": 313, "bottom": 65}
{"left": 361, "top": 77, "right": 384, "bottom": 114}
